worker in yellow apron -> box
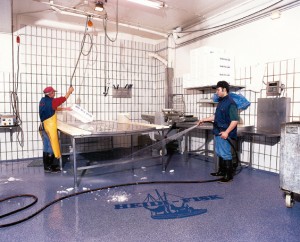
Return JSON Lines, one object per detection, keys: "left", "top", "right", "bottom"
{"left": 39, "top": 86, "right": 74, "bottom": 172}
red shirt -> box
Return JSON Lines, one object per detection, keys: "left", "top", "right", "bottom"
{"left": 52, "top": 97, "right": 66, "bottom": 109}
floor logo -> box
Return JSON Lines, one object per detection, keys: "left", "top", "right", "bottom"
{"left": 114, "top": 189, "right": 223, "bottom": 219}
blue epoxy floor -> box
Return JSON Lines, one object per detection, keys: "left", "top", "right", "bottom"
{"left": 1, "top": 154, "right": 300, "bottom": 242}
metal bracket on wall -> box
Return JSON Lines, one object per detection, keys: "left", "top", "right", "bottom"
{"left": 0, "top": 125, "right": 19, "bottom": 142}
{"left": 112, "top": 84, "right": 133, "bottom": 98}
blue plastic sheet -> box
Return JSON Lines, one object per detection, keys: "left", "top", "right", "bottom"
{"left": 212, "top": 93, "right": 251, "bottom": 110}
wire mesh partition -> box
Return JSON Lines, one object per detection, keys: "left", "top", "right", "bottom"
{"left": 0, "top": 25, "right": 167, "bottom": 169}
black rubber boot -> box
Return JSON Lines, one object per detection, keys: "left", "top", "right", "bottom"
{"left": 43, "top": 152, "right": 52, "bottom": 173}
{"left": 210, "top": 157, "right": 225, "bottom": 176}
{"left": 219, "top": 160, "right": 233, "bottom": 183}
{"left": 49, "top": 154, "right": 61, "bottom": 173}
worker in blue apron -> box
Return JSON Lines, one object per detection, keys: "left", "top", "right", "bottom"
{"left": 197, "top": 81, "right": 239, "bottom": 182}
{"left": 39, "top": 86, "right": 74, "bottom": 172}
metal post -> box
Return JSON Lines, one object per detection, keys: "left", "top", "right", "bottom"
{"left": 165, "top": 68, "right": 174, "bottom": 109}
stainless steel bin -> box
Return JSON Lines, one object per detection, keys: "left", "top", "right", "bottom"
{"left": 280, "top": 122, "right": 300, "bottom": 207}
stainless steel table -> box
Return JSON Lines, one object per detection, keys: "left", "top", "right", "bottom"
{"left": 58, "top": 120, "right": 169, "bottom": 189}
{"left": 175, "top": 122, "right": 254, "bottom": 170}
{"left": 240, "top": 129, "right": 280, "bottom": 167}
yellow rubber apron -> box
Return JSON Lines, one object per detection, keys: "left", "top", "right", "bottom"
{"left": 43, "top": 113, "right": 61, "bottom": 158}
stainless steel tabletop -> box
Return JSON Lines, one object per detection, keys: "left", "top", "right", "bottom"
{"left": 175, "top": 122, "right": 254, "bottom": 135}
{"left": 58, "top": 120, "right": 160, "bottom": 138}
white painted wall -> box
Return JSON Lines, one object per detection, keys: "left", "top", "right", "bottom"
{"left": 0, "top": 0, "right": 12, "bottom": 73}
{"left": 0, "top": 34, "right": 13, "bottom": 72}
{"left": 174, "top": 6, "right": 300, "bottom": 78}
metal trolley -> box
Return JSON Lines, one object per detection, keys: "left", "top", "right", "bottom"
{"left": 280, "top": 122, "right": 300, "bottom": 208}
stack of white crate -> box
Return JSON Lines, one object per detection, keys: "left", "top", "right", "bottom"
{"left": 183, "top": 46, "right": 235, "bottom": 89}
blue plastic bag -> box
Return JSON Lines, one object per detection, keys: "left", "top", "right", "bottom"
{"left": 212, "top": 92, "right": 251, "bottom": 110}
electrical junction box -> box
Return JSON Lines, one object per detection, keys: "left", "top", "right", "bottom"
{"left": 0, "top": 115, "right": 16, "bottom": 126}
{"left": 266, "top": 81, "right": 282, "bottom": 96}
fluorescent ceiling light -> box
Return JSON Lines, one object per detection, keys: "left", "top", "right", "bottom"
{"left": 128, "top": 0, "right": 165, "bottom": 9}
{"left": 94, "top": 1, "right": 104, "bottom": 12}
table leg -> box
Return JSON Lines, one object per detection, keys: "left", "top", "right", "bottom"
{"left": 184, "top": 132, "right": 189, "bottom": 162}
{"left": 205, "top": 130, "right": 209, "bottom": 161}
{"left": 161, "top": 129, "right": 166, "bottom": 172}
{"left": 213, "top": 136, "right": 218, "bottom": 171}
{"left": 249, "top": 135, "right": 253, "bottom": 167}
{"left": 72, "top": 137, "right": 78, "bottom": 190}
{"left": 58, "top": 131, "right": 62, "bottom": 170}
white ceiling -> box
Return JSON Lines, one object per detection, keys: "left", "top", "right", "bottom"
{"left": 13, "top": 0, "right": 294, "bottom": 40}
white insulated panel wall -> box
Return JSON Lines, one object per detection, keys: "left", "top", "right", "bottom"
{"left": 183, "top": 46, "right": 235, "bottom": 88}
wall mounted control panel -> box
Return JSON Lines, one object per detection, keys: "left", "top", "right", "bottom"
{"left": 0, "top": 115, "right": 17, "bottom": 126}
{"left": 266, "top": 81, "right": 282, "bottom": 96}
